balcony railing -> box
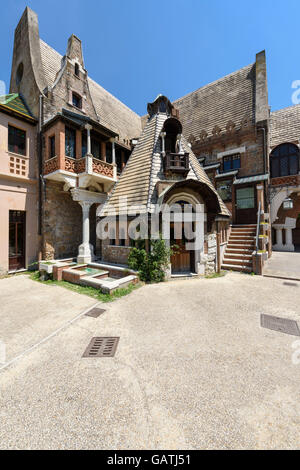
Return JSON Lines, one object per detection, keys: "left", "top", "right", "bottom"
{"left": 164, "top": 152, "right": 189, "bottom": 174}
{"left": 44, "top": 155, "right": 114, "bottom": 179}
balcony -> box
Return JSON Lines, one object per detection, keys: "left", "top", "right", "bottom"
{"left": 164, "top": 152, "right": 190, "bottom": 175}
{"left": 43, "top": 154, "right": 117, "bottom": 192}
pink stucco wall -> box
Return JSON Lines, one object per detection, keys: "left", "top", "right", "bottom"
{"left": 0, "top": 111, "right": 38, "bottom": 273}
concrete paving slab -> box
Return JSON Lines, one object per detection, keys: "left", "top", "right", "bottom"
{"left": 0, "top": 273, "right": 300, "bottom": 449}
{"left": 263, "top": 252, "right": 300, "bottom": 280}
{"left": 0, "top": 275, "right": 96, "bottom": 361}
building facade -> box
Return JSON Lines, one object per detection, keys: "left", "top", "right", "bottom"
{"left": 0, "top": 93, "right": 38, "bottom": 274}
{"left": 2, "top": 6, "right": 300, "bottom": 276}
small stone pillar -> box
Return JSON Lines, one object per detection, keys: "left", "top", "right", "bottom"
{"left": 285, "top": 227, "right": 295, "bottom": 252}
{"left": 77, "top": 201, "right": 94, "bottom": 264}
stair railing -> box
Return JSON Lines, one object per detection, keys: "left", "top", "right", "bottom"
{"left": 255, "top": 201, "right": 261, "bottom": 274}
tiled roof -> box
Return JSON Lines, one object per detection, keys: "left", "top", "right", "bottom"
{"left": 100, "top": 112, "right": 230, "bottom": 217}
{"left": 39, "top": 39, "right": 142, "bottom": 141}
{"left": 0, "top": 93, "right": 36, "bottom": 121}
{"left": 173, "top": 64, "right": 255, "bottom": 141}
{"left": 270, "top": 105, "right": 300, "bottom": 148}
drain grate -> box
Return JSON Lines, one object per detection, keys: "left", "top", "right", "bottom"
{"left": 261, "top": 314, "right": 300, "bottom": 336}
{"left": 85, "top": 307, "right": 106, "bottom": 318}
{"left": 82, "top": 337, "right": 119, "bottom": 357}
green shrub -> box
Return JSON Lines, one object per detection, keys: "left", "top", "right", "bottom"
{"left": 128, "top": 238, "right": 174, "bottom": 283}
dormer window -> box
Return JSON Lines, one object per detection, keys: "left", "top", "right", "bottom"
{"left": 74, "top": 63, "right": 80, "bottom": 77}
{"left": 72, "top": 92, "right": 82, "bottom": 109}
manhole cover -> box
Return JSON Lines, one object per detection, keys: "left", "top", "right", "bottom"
{"left": 85, "top": 307, "right": 106, "bottom": 318}
{"left": 261, "top": 314, "right": 300, "bottom": 336}
{"left": 82, "top": 337, "right": 119, "bottom": 357}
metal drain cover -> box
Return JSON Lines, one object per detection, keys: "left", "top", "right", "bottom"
{"left": 85, "top": 307, "right": 106, "bottom": 318}
{"left": 261, "top": 314, "right": 300, "bottom": 336}
{"left": 82, "top": 337, "right": 119, "bottom": 357}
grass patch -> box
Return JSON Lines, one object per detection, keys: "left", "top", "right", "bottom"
{"left": 205, "top": 271, "right": 226, "bottom": 279}
{"left": 29, "top": 271, "right": 142, "bottom": 303}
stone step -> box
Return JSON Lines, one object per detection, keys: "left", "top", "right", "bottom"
{"left": 229, "top": 235, "right": 255, "bottom": 240}
{"left": 231, "top": 224, "right": 257, "bottom": 229}
{"left": 222, "top": 257, "right": 252, "bottom": 266}
{"left": 224, "top": 253, "right": 252, "bottom": 260}
{"left": 226, "top": 248, "right": 253, "bottom": 255}
{"left": 231, "top": 230, "right": 256, "bottom": 235}
{"left": 228, "top": 240, "right": 255, "bottom": 246}
{"left": 221, "top": 263, "right": 252, "bottom": 273}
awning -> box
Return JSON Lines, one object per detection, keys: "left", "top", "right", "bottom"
{"left": 233, "top": 174, "right": 269, "bottom": 185}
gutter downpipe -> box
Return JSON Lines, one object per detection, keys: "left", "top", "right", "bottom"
{"left": 255, "top": 201, "right": 261, "bottom": 275}
{"left": 258, "top": 126, "right": 268, "bottom": 209}
{"left": 38, "top": 94, "right": 44, "bottom": 258}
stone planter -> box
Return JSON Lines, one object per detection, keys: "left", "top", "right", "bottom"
{"left": 39, "top": 261, "right": 56, "bottom": 274}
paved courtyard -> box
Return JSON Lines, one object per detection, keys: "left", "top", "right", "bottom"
{"left": 263, "top": 251, "right": 300, "bottom": 281}
{"left": 0, "top": 272, "right": 300, "bottom": 449}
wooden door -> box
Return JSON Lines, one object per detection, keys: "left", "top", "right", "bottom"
{"left": 9, "top": 211, "right": 26, "bottom": 271}
{"left": 235, "top": 185, "right": 257, "bottom": 224}
{"left": 170, "top": 223, "right": 193, "bottom": 273}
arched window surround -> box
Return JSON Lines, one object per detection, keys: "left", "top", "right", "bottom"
{"left": 270, "top": 143, "right": 299, "bottom": 178}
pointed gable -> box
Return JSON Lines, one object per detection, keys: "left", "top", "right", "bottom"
{"left": 100, "top": 95, "right": 230, "bottom": 217}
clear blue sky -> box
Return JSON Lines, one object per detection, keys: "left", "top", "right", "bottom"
{"left": 0, "top": 0, "right": 299, "bottom": 115}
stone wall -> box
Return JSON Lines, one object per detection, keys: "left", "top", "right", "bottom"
{"left": 102, "top": 238, "right": 131, "bottom": 265}
{"left": 199, "top": 233, "right": 217, "bottom": 275}
{"left": 43, "top": 180, "right": 82, "bottom": 260}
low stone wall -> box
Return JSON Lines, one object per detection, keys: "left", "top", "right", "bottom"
{"left": 102, "top": 243, "right": 131, "bottom": 265}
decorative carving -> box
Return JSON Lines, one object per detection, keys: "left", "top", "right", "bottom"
{"left": 76, "top": 158, "right": 86, "bottom": 173}
{"left": 226, "top": 121, "right": 236, "bottom": 133}
{"left": 199, "top": 130, "right": 208, "bottom": 142}
{"left": 212, "top": 125, "right": 222, "bottom": 138}
{"left": 44, "top": 156, "right": 59, "bottom": 175}
{"left": 92, "top": 157, "right": 114, "bottom": 178}
{"left": 65, "top": 157, "right": 77, "bottom": 173}
{"left": 188, "top": 134, "right": 196, "bottom": 145}
{"left": 240, "top": 116, "right": 251, "bottom": 129}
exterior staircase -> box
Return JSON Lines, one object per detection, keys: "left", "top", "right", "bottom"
{"left": 221, "top": 225, "right": 256, "bottom": 273}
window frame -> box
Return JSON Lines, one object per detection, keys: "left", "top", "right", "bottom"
{"left": 65, "top": 126, "right": 77, "bottom": 159}
{"left": 72, "top": 92, "right": 82, "bottom": 110}
{"left": 8, "top": 124, "right": 27, "bottom": 156}
{"left": 270, "top": 143, "right": 299, "bottom": 178}
{"left": 49, "top": 135, "right": 55, "bottom": 159}
{"left": 222, "top": 153, "right": 241, "bottom": 172}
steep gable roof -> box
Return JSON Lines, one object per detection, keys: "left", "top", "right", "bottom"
{"left": 39, "top": 39, "right": 142, "bottom": 141}
{"left": 100, "top": 109, "right": 230, "bottom": 217}
{"left": 173, "top": 64, "right": 255, "bottom": 140}
{"left": 270, "top": 105, "right": 300, "bottom": 148}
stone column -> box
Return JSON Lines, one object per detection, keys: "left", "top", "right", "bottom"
{"left": 285, "top": 227, "right": 295, "bottom": 252}
{"left": 85, "top": 124, "right": 92, "bottom": 155}
{"left": 111, "top": 139, "right": 116, "bottom": 165}
{"left": 77, "top": 201, "right": 94, "bottom": 264}
{"left": 160, "top": 132, "right": 166, "bottom": 156}
{"left": 84, "top": 124, "right": 93, "bottom": 174}
{"left": 274, "top": 228, "right": 283, "bottom": 251}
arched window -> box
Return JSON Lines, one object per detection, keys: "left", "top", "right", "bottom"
{"left": 162, "top": 118, "right": 182, "bottom": 153}
{"left": 270, "top": 143, "right": 299, "bottom": 178}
